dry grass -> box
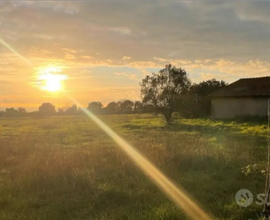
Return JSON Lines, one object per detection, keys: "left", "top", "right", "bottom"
{"left": 0, "top": 115, "right": 267, "bottom": 220}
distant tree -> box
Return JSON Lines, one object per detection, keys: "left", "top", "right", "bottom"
{"left": 57, "top": 103, "right": 77, "bottom": 115}
{"left": 189, "top": 79, "right": 228, "bottom": 117}
{"left": 65, "top": 104, "right": 78, "bottom": 115}
{"left": 61, "top": 103, "right": 71, "bottom": 112}
{"left": 77, "top": 107, "right": 84, "bottom": 115}
{"left": 104, "top": 101, "right": 120, "bottom": 114}
{"left": 38, "top": 103, "right": 56, "bottom": 116}
{"left": 175, "top": 94, "right": 200, "bottom": 118}
{"left": 28, "top": 111, "right": 40, "bottom": 118}
{"left": 190, "top": 78, "right": 227, "bottom": 97}
{"left": 87, "top": 102, "right": 103, "bottom": 114}
{"left": 119, "top": 100, "right": 134, "bottom": 114}
{"left": 5, "top": 108, "right": 19, "bottom": 117}
{"left": 134, "top": 101, "right": 143, "bottom": 113}
{"left": 58, "top": 108, "right": 64, "bottom": 114}
{"left": 140, "top": 64, "right": 191, "bottom": 124}
{"left": 0, "top": 111, "right": 4, "bottom": 118}
{"left": 18, "top": 107, "right": 26, "bottom": 114}
{"left": 17, "top": 107, "right": 27, "bottom": 116}
{"left": 141, "top": 104, "right": 155, "bottom": 113}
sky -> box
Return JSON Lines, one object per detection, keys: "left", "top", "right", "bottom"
{"left": 1, "top": 1, "right": 270, "bottom": 110}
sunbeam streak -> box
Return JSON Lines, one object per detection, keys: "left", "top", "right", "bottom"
{"left": 69, "top": 96, "right": 212, "bottom": 220}
{"left": 0, "top": 37, "right": 32, "bottom": 66}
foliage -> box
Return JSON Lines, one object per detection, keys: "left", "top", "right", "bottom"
{"left": 87, "top": 101, "right": 103, "bottom": 114}
{"left": 3, "top": 107, "right": 27, "bottom": 117}
{"left": 1, "top": 70, "right": 229, "bottom": 119}
{"left": 38, "top": 103, "right": 56, "bottom": 116}
{"left": 242, "top": 163, "right": 266, "bottom": 176}
{"left": 18, "top": 107, "right": 27, "bottom": 114}
{"left": 64, "top": 104, "right": 78, "bottom": 115}
{"left": 119, "top": 100, "right": 134, "bottom": 114}
{"left": 140, "top": 64, "right": 191, "bottom": 124}
{"left": 104, "top": 101, "right": 120, "bottom": 114}
{"left": 134, "top": 101, "right": 143, "bottom": 113}
{"left": 103, "top": 100, "right": 150, "bottom": 114}
{"left": 57, "top": 108, "right": 64, "bottom": 114}
{"left": 5, "top": 108, "right": 19, "bottom": 117}
{"left": 188, "top": 79, "right": 228, "bottom": 117}
{"left": 190, "top": 78, "right": 227, "bottom": 97}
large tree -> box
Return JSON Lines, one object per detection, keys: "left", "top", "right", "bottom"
{"left": 140, "top": 64, "right": 191, "bottom": 124}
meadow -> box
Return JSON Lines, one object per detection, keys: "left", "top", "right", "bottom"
{"left": 0, "top": 114, "right": 268, "bottom": 220}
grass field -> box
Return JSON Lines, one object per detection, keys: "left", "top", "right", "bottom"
{"left": 0, "top": 114, "right": 268, "bottom": 220}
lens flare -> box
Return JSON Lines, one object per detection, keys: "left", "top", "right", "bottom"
{"left": 69, "top": 96, "right": 212, "bottom": 220}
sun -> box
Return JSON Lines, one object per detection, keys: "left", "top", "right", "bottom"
{"left": 39, "top": 73, "right": 67, "bottom": 92}
{"left": 38, "top": 66, "right": 68, "bottom": 92}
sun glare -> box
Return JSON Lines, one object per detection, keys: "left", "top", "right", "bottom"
{"left": 38, "top": 66, "right": 68, "bottom": 92}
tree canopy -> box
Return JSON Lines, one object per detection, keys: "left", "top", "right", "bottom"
{"left": 190, "top": 79, "right": 227, "bottom": 97}
{"left": 38, "top": 103, "right": 56, "bottom": 116}
{"left": 87, "top": 102, "right": 103, "bottom": 114}
{"left": 141, "top": 64, "right": 191, "bottom": 124}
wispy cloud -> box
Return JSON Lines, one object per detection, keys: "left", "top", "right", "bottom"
{"left": 122, "top": 56, "right": 131, "bottom": 60}
{"left": 64, "top": 53, "right": 76, "bottom": 60}
{"left": 114, "top": 72, "right": 138, "bottom": 80}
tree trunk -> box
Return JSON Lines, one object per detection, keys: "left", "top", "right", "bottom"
{"left": 164, "top": 112, "right": 172, "bottom": 125}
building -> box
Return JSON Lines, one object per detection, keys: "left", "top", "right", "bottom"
{"left": 210, "top": 77, "right": 270, "bottom": 119}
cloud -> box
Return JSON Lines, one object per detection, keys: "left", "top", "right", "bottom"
{"left": 81, "top": 55, "right": 93, "bottom": 59}
{"left": 122, "top": 56, "right": 131, "bottom": 60}
{"left": 153, "top": 57, "right": 168, "bottom": 62}
{"left": 64, "top": 53, "right": 76, "bottom": 60}
{"left": 62, "top": 48, "right": 77, "bottom": 53}
{"left": 114, "top": 72, "right": 138, "bottom": 80}
{"left": 2, "top": 2, "right": 270, "bottom": 108}
{"left": 110, "top": 27, "right": 131, "bottom": 35}
{"left": 2, "top": 2, "right": 270, "bottom": 62}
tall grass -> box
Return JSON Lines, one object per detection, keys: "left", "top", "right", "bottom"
{"left": 0, "top": 115, "right": 267, "bottom": 220}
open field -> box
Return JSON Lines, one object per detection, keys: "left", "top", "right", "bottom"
{"left": 0, "top": 114, "right": 268, "bottom": 220}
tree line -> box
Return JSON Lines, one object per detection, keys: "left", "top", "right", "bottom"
{"left": 0, "top": 100, "right": 154, "bottom": 118}
{"left": 140, "top": 64, "right": 227, "bottom": 123}
{"left": 0, "top": 64, "right": 227, "bottom": 122}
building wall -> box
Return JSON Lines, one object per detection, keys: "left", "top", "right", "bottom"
{"left": 211, "top": 97, "right": 268, "bottom": 119}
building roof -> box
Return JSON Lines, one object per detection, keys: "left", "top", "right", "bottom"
{"left": 210, "top": 76, "right": 270, "bottom": 97}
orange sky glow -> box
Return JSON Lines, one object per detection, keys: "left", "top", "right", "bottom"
{"left": 1, "top": 1, "right": 270, "bottom": 110}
